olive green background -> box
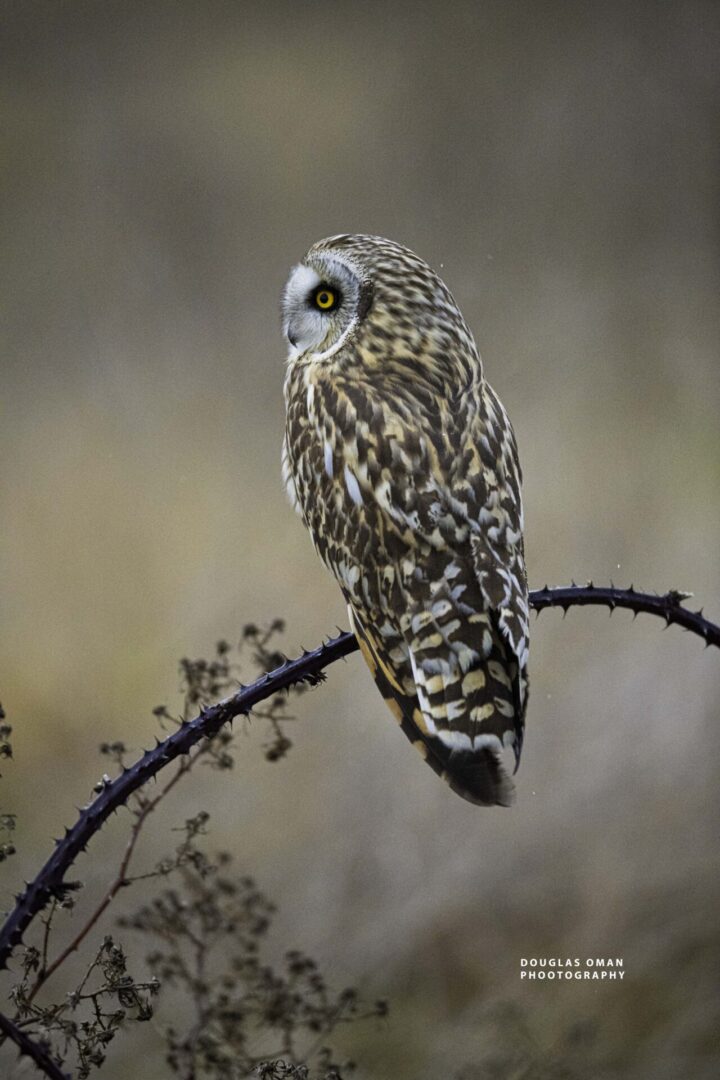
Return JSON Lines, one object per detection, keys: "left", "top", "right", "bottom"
{"left": 1, "top": 2, "right": 719, "bottom": 1077}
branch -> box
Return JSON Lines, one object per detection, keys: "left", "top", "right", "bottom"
{"left": 529, "top": 583, "right": 719, "bottom": 648}
{"left": 0, "top": 630, "right": 355, "bottom": 975}
{"left": 0, "top": 1010, "right": 69, "bottom": 1080}
{"left": 0, "top": 584, "right": 716, "bottom": 1076}
{"left": 26, "top": 755, "right": 190, "bottom": 1004}
{"left": 1, "top": 584, "right": 717, "bottom": 976}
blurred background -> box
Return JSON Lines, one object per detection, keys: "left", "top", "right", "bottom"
{"left": 1, "top": 1, "right": 719, "bottom": 1077}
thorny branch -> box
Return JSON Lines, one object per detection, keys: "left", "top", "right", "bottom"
{"left": 529, "top": 583, "right": 719, "bottom": 646}
{"left": 25, "top": 758, "right": 190, "bottom": 1005}
{"left": 0, "top": 1010, "right": 69, "bottom": 1080}
{"left": 0, "top": 583, "right": 717, "bottom": 1079}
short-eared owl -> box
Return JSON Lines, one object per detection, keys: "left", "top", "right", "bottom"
{"left": 281, "top": 235, "right": 528, "bottom": 806}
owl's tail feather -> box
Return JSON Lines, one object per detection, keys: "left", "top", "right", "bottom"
{"left": 349, "top": 605, "right": 515, "bottom": 807}
{"left": 442, "top": 745, "right": 515, "bottom": 807}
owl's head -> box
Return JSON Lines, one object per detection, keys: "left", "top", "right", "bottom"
{"left": 281, "top": 234, "right": 479, "bottom": 376}
{"left": 281, "top": 235, "right": 375, "bottom": 363}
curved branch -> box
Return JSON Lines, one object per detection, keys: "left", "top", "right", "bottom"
{"left": 0, "top": 584, "right": 717, "bottom": 976}
{"left": 530, "top": 583, "right": 720, "bottom": 648}
{"left": 0, "top": 1011, "right": 69, "bottom": 1080}
{"left": 0, "top": 583, "right": 716, "bottom": 1076}
{"left": 0, "top": 631, "right": 356, "bottom": 974}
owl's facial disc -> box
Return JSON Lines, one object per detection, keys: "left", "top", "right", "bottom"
{"left": 282, "top": 255, "right": 368, "bottom": 362}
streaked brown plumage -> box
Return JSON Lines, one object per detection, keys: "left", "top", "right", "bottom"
{"left": 281, "top": 235, "right": 529, "bottom": 806}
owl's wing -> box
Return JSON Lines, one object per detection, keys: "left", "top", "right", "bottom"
{"left": 347, "top": 383, "right": 528, "bottom": 805}
{"left": 281, "top": 435, "right": 303, "bottom": 515}
{"left": 467, "top": 388, "right": 529, "bottom": 753}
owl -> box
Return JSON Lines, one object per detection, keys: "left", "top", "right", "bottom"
{"left": 281, "top": 235, "right": 529, "bottom": 806}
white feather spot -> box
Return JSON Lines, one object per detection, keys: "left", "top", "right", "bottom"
{"left": 437, "top": 729, "right": 473, "bottom": 751}
{"left": 323, "top": 441, "right": 333, "bottom": 478}
{"left": 445, "top": 700, "right": 466, "bottom": 722}
{"left": 345, "top": 564, "right": 360, "bottom": 587}
{"left": 343, "top": 465, "right": 363, "bottom": 506}
{"left": 472, "top": 733, "right": 504, "bottom": 753}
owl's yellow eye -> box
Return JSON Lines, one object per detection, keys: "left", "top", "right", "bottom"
{"left": 313, "top": 287, "right": 338, "bottom": 311}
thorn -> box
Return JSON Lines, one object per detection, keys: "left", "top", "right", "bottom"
{"left": 666, "top": 588, "right": 693, "bottom": 604}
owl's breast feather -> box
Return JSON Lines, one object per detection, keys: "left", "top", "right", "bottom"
{"left": 284, "top": 358, "right": 458, "bottom": 559}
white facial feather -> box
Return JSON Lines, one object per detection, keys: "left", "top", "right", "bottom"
{"left": 281, "top": 254, "right": 361, "bottom": 361}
